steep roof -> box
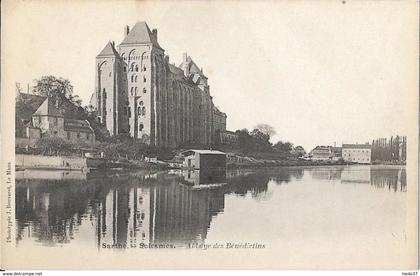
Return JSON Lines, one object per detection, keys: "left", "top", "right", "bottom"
{"left": 64, "top": 119, "right": 94, "bottom": 133}
{"left": 342, "top": 144, "right": 371, "bottom": 149}
{"left": 16, "top": 93, "right": 47, "bottom": 120}
{"left": 33, "top": 97, "right": 64, "bottom": 117}
{"left": 97, "top": 42, "right": 120, "bottom": 57}
{"left": 168, "top": 64, "right": 184, "bottom": 75}
{"left": 179, "top": 56, "right": 206, "bottom": 77}
{"left": 187, "top": 57, "right": 202, "bottom": 75}
{"left": 120, "top": 21, "right": 163, "bottom": 50}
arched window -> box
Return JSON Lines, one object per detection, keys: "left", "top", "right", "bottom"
{"left": 130, "top": 62, "right": 138, "bottom": 72}
{"left": 143, "top": 88, "right": 146, "bottom": 93}
{"left": 130, "top": 87, "right": 134, "bottom": 95}
{"left": 139, "top": 101, "right": 143, "bottom": 106}
{"left": 142, "top": 107, "right": 146, "bottom": 116}
{"left": 135, "top": 65, "right": 139, "bottom": 72}
{"left": 103, "top": 88, "right": 106, "bottom": 93}
{"left": 131, "top": 75, "right": 134, "bottom": 82}
{"left": 137, "top": 107, "right": 141, "bottom": 115}
{"left": 143, "top": 66, "right": 146, "bottom": 72}
{"left": 135, "top": 75, "right": 138, "bottom": 82}
{"left": 143, "top": 76, "right": 146, "bottom": 83}
{"left": 139, "top": 123, "right": 144, "bottom": 131}
{"left": 135, "top": 87, "right": 138, "bottom": 93}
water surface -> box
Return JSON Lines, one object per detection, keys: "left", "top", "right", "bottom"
{"left": 15, "top": 165, "right": 407, "bottom": 253}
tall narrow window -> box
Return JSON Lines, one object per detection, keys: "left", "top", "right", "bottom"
{"left": 142, "top": 107, "right": 146, "bottom": 116}
{"left": 135, "top": 65, "right": 139, "bottom": 72}
{"left": 143, "top": 76, "right": 146, "bottom": 83}
{"left": 139, "top": 123, "right": 144, "bottom": 131}
{"left": 143, "top": 88, "right": 146, "bottom": 93}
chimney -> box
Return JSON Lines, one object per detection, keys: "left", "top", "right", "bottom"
{"left": 182, "top": 52, "right": 189, "bottom": 76}
{"left": 125, "top": 25, "right": 130, "bottom": 37}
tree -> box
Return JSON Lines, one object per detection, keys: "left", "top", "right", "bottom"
{"left": 292, "top": 145, "right": 306, "bottom": 157}
{"left": 235, "top": 129, "right": 254, "bottom": 154}
{"left": 254, "top": 124, "right": 276, "bottom": 138}
{"left": 33, "top": 76, "right": 73, "bottom": 104}
{"left": 32, "top": 76, "right": 86, "bottom": 119}
{"left": 251, "top": 128, "right": 272, "bottom": 152}
{"left": 273, "top": 141, "right": 293, "bottom": 153}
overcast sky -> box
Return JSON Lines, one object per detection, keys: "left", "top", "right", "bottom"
{"left": 3, "top": 0, "right": 418, "bottom": 151}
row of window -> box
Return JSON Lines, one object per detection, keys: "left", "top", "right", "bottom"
{"left": 344, "top": 149, "right": 370, "bottom": 153}
{"left": 124, "top": 106, "right": 146, "bottom": 117}
{"left": 122, "top": 55, "right": 149, "bottom": 61}
{"left": 130, "top": 87, "right": 147, "bottom": 95}
{"left": 130, "top": 75, "right": 147, "bottom": 83}
{"left": 122, "top": 64, "right": 147, "bottom": 73}
{"left": 343, "top": 153, "right": 370, "bottom": 157}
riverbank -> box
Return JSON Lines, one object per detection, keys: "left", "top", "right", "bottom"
{"left": 226, "top": 158, "right": 347, "bottom": 169}
{"left": 15, "top": 152, "right": 405, "bottom": 172}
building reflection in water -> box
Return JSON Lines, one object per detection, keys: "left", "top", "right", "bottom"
{"left": 307, "top": 166, "right": 406, "bottom": 192}
{"left": 16, "top": 168, "right": 270, "bottom": 248}
{"left": 15, "top": 166, "right": 406, "bottom": 248}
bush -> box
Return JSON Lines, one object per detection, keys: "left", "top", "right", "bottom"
{"left": 35, "top": 137, "right": 74, "bottom": 156}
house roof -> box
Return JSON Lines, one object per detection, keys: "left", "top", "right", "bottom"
{"left": 64, "top": 119, "right": 94, "bottom": 133}
{"left": 179, "top": 56, "right": 207, "bottom": 78}
{"left": 16, "top": 93, "right": 47, "bottom": 120}
{"left": 342, "top": 144, "right": 371, "bottom": 149}
{"left": 97, "top": 42, "right": 120, "bottom": 57}
{"left": 120, "top": 21, "right": 163, "bottom": 50}
{"left": 168, "top": 64, "right": 184, "bottom": 75}
{"left": 33, "top": 97, "right": 64, "bottom": 117}
{"left": 181, "top": 149, "right": 226, "bottom": 156}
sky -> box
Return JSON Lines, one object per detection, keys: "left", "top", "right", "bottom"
{"left": 2, "top": 0, "right": 418, "bottom": 151}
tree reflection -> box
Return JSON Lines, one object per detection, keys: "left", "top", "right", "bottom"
{"left": 15, "top": 166, "right": 406, "bottom": 248}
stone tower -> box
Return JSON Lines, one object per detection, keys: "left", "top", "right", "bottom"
{"left": 92, "top": 22, "right": 225, "bottom": 147}
{"left": 95, "top": 41, "right": 128, "bottom": 136}
{"left": 118, "top": 22, "right": 166, "bottom": 145}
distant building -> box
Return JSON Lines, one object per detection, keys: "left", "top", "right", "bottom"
{"left": 216, "top": 130, "right": 239, "bottom": 145}
{"left": 16, "top": 93, "right": 95, "bottom": 147}
{"left": 310, "top": 146, "right": 342, "bottom": 161}
{"left": 342, "top": 144, "right": 371, "bottom": 164}
{"left": 310, "top": 146, "right": 332, "bottom": 160}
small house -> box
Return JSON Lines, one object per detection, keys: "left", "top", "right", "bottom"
{"left": 180, "top": 150, "right": 226, "bottom": 170}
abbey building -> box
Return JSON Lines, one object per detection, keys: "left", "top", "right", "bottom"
{"left": 90, "top": 21, "right": 227, "bottom": 147}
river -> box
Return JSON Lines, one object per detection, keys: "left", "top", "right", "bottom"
{"left": 15, "top": 165, "right": 407, "bottom": 258}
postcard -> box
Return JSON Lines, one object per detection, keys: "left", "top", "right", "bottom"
{"left": 1, "top": 0, "right": 418, "bottom": 270}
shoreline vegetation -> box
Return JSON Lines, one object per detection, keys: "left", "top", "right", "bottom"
{"left": 15, "top": 150, "right": 406, "bottom": 172}
{"left": 16, "top": 76, "right": 406, "bottom": 171}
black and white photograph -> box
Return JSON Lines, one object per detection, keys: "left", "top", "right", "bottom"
{"left": 0, "top": 0, "right": 418, "bottom": 273}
